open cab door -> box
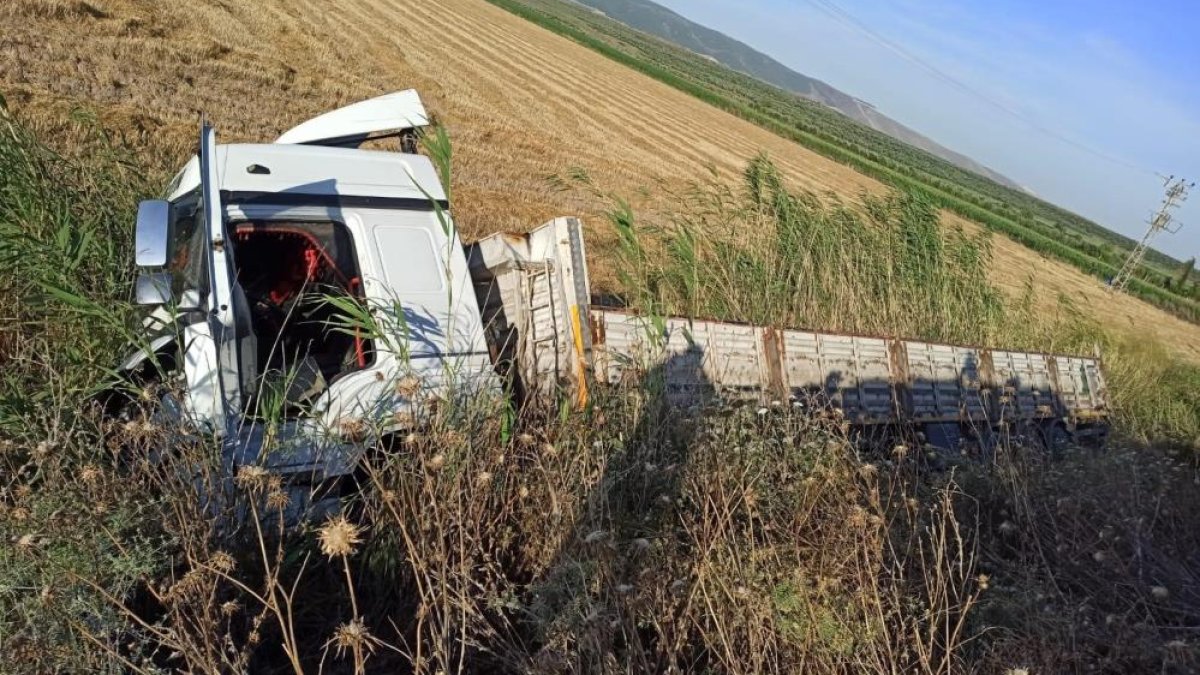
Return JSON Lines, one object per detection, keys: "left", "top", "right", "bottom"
{"left": 185, "top": 123, "right": 256, "bottom": 435}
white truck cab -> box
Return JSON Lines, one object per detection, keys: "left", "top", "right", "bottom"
{"left": 130, "top": 92, "right": 503, "bottom": 494}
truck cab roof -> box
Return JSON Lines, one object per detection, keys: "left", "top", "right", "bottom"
{"left": 166, "top": 143, "right": 447, "bottom": 207}
{"left": 167, "top": 90, "right": 444, "bottom": 207}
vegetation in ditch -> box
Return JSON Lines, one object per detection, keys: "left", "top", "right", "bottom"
{"left": 605, "top": 155, "right": 1006, "bottom": 346}
{"left": 2, "top": 107, "right": 1198, "bottom": 674}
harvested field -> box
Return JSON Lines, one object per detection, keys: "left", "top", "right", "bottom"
{"left": 3, "top": 0, "right": 1197, "bottom": 360}
{"left": 0, "top": 0, "right": 876, "bottom": 227}
{"left": 948, "top": 214, "right": 1200, "bottom": 363}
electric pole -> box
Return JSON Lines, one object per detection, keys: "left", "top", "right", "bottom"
{"left": 1110, "top": 176, "right": 1193, "bottom": 293}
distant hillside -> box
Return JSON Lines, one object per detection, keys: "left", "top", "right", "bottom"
{"left": 573, "top": 0, "right": 1023, "bottom": 190}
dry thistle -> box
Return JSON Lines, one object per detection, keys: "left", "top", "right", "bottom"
{"left": 209, "top": 550, "right": 236, "bottom": 574}
{"left": 235, "top": 464, "right": 270, "bottom": 490}
{"left": 395, "top": 374, "right": 423, "bottom": 398}
{"left": 80, "top": 464, "right": 102, "bottom": 484}
{"left": 338, "top": 418, "right": 368, "bottom": 442}
{"left": 318, "top": 516, "right": 364, "bottom": 558}
{"left": 847, "top": 506, "right": 869, "bottom": 529}
{"left": 427, "top": 453, "right": 446, "bottom": 471}
{"left": 266, "top": 488, "right": 290, "bottom": 511}
{"left": 330, "top": 619, "right": 377, "bottom": 657}
{"left": 164, "top": 568, "right": 206, "bottom": 604}
{"left": 33, "top": 441, "right": 54, "bottom": 459}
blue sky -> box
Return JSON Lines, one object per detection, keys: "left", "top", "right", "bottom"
{"left": 654, "top": 0, "right": 1200, "bottom": 260}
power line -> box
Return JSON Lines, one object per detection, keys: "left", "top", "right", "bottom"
{"left": 802, "top": 0, "right": 1156, "bottom": 175}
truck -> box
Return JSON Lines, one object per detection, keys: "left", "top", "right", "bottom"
{"left": 122, "top": 91, "right": 1110, "bottom": 515}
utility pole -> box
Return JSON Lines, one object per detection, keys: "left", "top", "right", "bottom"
{"left": 1110, "top": 176, "right": 1193, "bottom": 293}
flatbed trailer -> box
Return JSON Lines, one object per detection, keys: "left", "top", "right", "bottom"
{"left": 469, "top": 219, "right": 1110, "bottom": 450}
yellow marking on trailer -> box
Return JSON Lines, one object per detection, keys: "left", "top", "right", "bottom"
{"left": 570, "top": 305, "right": 589, "bottom": 408}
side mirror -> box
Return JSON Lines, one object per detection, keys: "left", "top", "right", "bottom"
{"left": 135, "top": 199, "right": 171, "bottom": 268}
{"left": 135, "top": 272, "right": 173, "bottom": 306}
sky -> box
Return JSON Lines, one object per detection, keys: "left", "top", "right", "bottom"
{"left": 654, "top": 0, "right": 1200, "bottom": 260}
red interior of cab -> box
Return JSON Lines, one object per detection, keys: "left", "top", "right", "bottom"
{"left": 234, "top": 223, "right": 370, "bottom": 378}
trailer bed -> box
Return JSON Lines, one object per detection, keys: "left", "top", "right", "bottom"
{"left": 468, "top": 219, "right": 1109, "bottom": 437}
{"left": 589, "top": 308, "right": 1108, "bottom": 427}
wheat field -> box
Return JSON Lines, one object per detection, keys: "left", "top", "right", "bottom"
{"left": 4, "top": 0, "right": 1198, "bottom": 361}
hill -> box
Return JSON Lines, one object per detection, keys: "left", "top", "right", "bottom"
{"left": 571, "top": 0, "right": 1023, "bottom": 190}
